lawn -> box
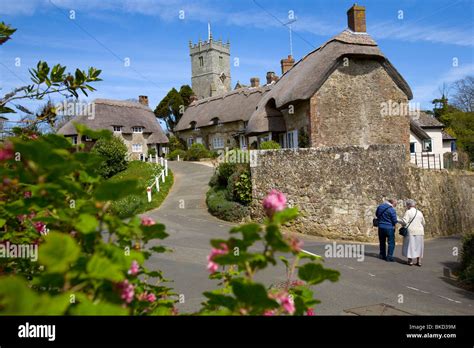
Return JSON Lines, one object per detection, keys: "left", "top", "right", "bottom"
{"left": 108, "top": 161, "right": 174, "bottom": 218}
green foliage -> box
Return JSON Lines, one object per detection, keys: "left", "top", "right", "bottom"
{"left": 260, "top": 140, "right": 281, "bottom": 150}
{"left": 167, "top": 149, "right": 186, "bottom": 161}
{"left": 200, "top": 206, "right": 340, "bottom": 315}
{"left": 185, "top": 143, "right": 210, "bottom": 161}
{"left": 298, "top": 127, "right": 310, "bottom": 148}
{"left": 90, "top": 136, "right": 128, "bottom": 179}
{"left": 459, "top": 233, "right": 474, "bottom": 285}
{"left": 215, "top": 162, "right": 238, "bottom": 187}
{"left": 226, "top": 165, "right": 252, "bottom": 205}
{"left": 206, "top": 187, "right": 250, "bottom": 222}
{"left": 0, "top": 22, "right": 16, "bottom": 45}
{"left": 148, "top": 148, "right": 157, "bottom": 157}
{"left": 0, "top": 131, "right": 174, "bottom": 315}
{"left": 108, "top": 161, "right": 173, "bottom": 218}
{"left": 154, "top": 85, "right": 194, "bottom": 132}
{"left": 441, "top": 111, "right": 474, "bottom": 162}
{"left": 168, "top": 136, "right": 186, "bottom": 152}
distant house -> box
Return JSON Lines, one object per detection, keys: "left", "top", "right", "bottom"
{"left": 409, "top": 111, "right": 456, "bottom": 169}
{"left": 57, "top": 96, "right": 169, "bottom": 159}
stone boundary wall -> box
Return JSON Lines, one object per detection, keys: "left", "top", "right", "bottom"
{"left": 250, "top": 145, "right": 474, "bottom": 242}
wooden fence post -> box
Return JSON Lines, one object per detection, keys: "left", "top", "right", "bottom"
{"left": 147, "top": 187, "right": 152, "bottom": 202}
{"left": 161, "top": 170, "right": 165, "bottom": 183}
{"left": 155, "top": 176, "right": 160, "bottom": 192}
{"left": 165, "top": 159, "right": 168, "bottom": 176}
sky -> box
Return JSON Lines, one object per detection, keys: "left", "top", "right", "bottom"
{"left": 0, "top": 0, "right": 473, "bottom": 123}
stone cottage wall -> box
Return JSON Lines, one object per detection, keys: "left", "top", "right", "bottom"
{"left": 178, "top": 120, "right": 245, "bottom": 150}
{"left": 250, "top": 145, "right": 474, "bottom": 242}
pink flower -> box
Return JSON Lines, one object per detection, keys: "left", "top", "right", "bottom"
{"left": 33, "top": 221, "right": 47, "bottom": 235}
{"left": 146, "top": 293, "right": 156, "bottom": 302}
{"left": 137, "top": 291, "right": 156, "bottom": 303}
{"left": 128, "top": 260, "right": 139, "bottom": 276}
{"left": 0, "top": 143, "right": 14, "bottom": 161}
{"left": 262, "top": 189, "right": 287, "bottom": 217}
{"left": 117, "top": 280, "right": 134, "bottom": 304}
{"left": 29, "top": 134, "right": 38, "bottom": 140}
{"left": 271, "top": 291, "right": 295, "bottom": 315}
{"left": 206, "top": 243, "right": 229, "bottom": 274}
{"left": 263, "top": 310, "right": 276, "bottom": 316}
{"left": 287, "top": 236, "right": 303, "bottom": 253}
{"left": 306, "top": 308, "right": 315, "bottom": 316}
{"left": 141, "top": 216, "right": 156, "bottom": 226}
{"left": 24, "top": 191, "right": 32, "bottom": 199}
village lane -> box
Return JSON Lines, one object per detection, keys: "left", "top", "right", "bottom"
{"left": 144, "top": 161, "right": 474, "bottom": 315}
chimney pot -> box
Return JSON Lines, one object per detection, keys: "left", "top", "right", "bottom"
{"left": 347, "top": 4, "right": 366, "bottom": 32}
{"left": 250, "top": 77, "right": 260, "bottom": 87}
{"left": 280, "top": 54, "right": 295, "bottom": 75}
{"left": 138, "top": 95, "right": 149, "bottom": 106}
{"left": 266, "top": 71, "right": 279, "bottom": 84}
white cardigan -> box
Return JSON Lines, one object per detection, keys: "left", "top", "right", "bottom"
{"left": 400, "top": 207, "right": 425, "bottom": 236}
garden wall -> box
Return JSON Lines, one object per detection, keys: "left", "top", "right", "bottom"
{"left": 250, "top": 145, "right": 474, "bottom": 242}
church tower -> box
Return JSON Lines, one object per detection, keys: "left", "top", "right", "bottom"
{"left": 189, "top": 24, "right": 231, "bottom": 99}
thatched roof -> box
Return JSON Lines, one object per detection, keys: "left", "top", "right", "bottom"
{"left": 246, "top": 30, "right": 413, "bottom": 135}
{"left": 175, "top": 85, "right": 272, "bottom": 132}
{"left": 412, "top": 111, "right": 444, "bottom": 128}
{"left": 410, "top": 121, "right": 430, "bottom": 141}
{"left": 57, "top": 99, "right": 169, "bottom": 144}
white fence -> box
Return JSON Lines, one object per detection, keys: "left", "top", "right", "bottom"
{"left": 144, "top": 155, "right": 170, "bottom": 202}
{"left": 410, "top": 152, "right": 443, "bottom": 170}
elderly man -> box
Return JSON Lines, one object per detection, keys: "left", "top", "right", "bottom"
{"left": 375, "top": 198, "right": 399, "bottom": 262}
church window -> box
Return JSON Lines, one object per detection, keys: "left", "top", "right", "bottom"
{"left": 199, "top": 56, "right": 204, "bottom": 67}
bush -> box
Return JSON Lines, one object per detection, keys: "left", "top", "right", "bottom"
{"left": 185, "top": 143, "right": 210, "bottom": 161}
{"left": 148, "top": 148, "right": 157, "bottom": 157}
{"left": 206, "top": 187, "right": 250, "bottom": 222}
{"left": 216, "top": 162, "right": 238, "bottom": 187}
{"left": 167, "top": 149, "right": 186, "bottom": 161}
{"left": 168, "top": 135, "right": 186, "bottom": 152}
{"left": 91, "top": 136, "right": 128, "bottom": 178}
{"left": 260, "top": 140, "right": 281, "bottom": 150}
{"left": 459, "top": 233, "right": 474, "bottom": 285}
{"left": 226, "top": 165, "right": 252, "bottom": 205}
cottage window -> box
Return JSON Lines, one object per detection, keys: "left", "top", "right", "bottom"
{"left": 85, "top": 136, "right": 92, "bottom": 142}
{"left": 71, "top": 136, "right": 78, "bottom": 145}
{"left": 422, "top": 139, "right": 432, "bottom": 152}
{"left": 410, "top": 142, "right": 416, "bottom": 153}
{"left": 187, "top": 138, "right": 194, "bottom": 147}
{"left": 190, "top": 121, "right": 197, "bottom": 130}
{"left": 212, "top": 137, "right": 224, "bottom": 149}
{"left": 132, "top": 127, "right": 144, "bottom": 133}
{"left": 113, "top": 126, "right": 122, "bottom": 132}
{"left": 199, "top": 56, "right": 204, "bottom": 67}
{"left": 132, "top": 144, "right": 143, "bottom": 152}
{"left": 211, "top": 117, "right": 219, "bottom": 125}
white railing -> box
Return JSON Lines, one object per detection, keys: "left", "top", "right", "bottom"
{"left": 410, "top": 152, "right": 443, "bottom": 170}
{"left": 144, "top": 155, "right": 170, "bottom": 202}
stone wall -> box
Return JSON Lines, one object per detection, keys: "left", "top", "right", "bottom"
{"left": 178, "top": 121, "right": 245, "bottom": 150}
{"left": 250, "top": 145, "right": 474, "bottom": 242}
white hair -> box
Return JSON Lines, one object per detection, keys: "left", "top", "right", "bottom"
{"left": 405, "top": 199, "right": 416, "bottom": 208}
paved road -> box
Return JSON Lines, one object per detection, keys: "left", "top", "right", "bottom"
{"left": 145, "top": 161, "right": 474, "bottom": 315}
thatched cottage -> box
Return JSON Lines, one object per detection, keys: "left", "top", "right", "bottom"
{"left": 57, "top": 96, "right": 169, "bottom": 159}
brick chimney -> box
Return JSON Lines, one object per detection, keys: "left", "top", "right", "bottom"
{"left": 280, "top": 55, "right": 295, "bottom": 74}
{"left": 138, "top": 95, "right": 149, "bottom": 106}
{"left": 266, "top": 71, "right": 279, "bottom": 84}
{"left": 347, "top": 4, "right": 366, "bottom": 33}
{"left": 250, "top": 77, "right": 260, "bottom": 87}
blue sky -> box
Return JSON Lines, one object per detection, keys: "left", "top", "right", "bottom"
{"left": 1, "top": 0, "right": 473, "bottom": 122}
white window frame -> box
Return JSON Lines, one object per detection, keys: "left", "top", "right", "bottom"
{"left": 212, "top": 137, "right": 224, "bottom": 149}
{"left": 71, "top": 136, "right": 78, "bottom": 145}
{"left": 132, "top": 144, "right": 143, "bottom": 153}
{"left": 113, "top": 126, "right": 122, "bottom": 132}
{"left": 85, "top": 136, "right": 92, "bottom": 142}
{"left": 196, "top": 137, "right": 203, "bottom": 145}
{"left": 187, "top": 138, "right": 194, "bottom": 147}
{"left": 422, "top": 139, "right": 432, "bottom": 152}
{"left": 132, "top": 127, "right": 144, "bottom": 133}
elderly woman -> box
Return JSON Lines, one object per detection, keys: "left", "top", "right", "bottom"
{"left": 399, "top": 199, "right": 426, "bottom": 266}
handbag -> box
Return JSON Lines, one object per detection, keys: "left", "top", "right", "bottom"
{"left": 399, "top": 209, "right": 417, "bottom": 237}
{"left": 373, "top": 206, "right": 390, "bottom": 227}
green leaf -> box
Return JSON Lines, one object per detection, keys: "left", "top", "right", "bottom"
{"left": 86, "top": 254, "right": 124, "bottom": 282}
{"left": 39, "top": 232, "right": 80, "bottom": 273}
{"left": 0, "top": 218, "right": 6, "bottom": 228}
{"left": 231, "top": 279, "right": 279, "bottom": 310}
{"left": 297, "top": 263, "right": 340, "bottom": 285}
{"left": 70, "top": 299, "right": 129, "bottom": 315}
{"left": 75, "top": 214, "right": 99, "bottom": 234}
{"left": 203, "top": 291, "right": 237, "bottom": 310}
{"left": 141, "top": 223, "right": 168, "bottom": 242}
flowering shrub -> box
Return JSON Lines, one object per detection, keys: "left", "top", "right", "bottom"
{"left": 200, "top": 190, "right": 340, "bottom": 315}
{"left": 0, "top": 129, "right": 176, "bottom": 315}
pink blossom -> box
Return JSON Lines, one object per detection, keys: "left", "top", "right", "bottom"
{"left": 141, "top": 216, "right": 156, "bottom": 226}
{"left": 0, "top": 143, "right": 14, "bottom": 161}
{"left": 33, "top": 221, "right": 47, "bottom": 235}
{"left": 263, "top": 310, "right": 276, "bottom": 316}
{"left": 29, "top": 134, "right": 38, "bottom": 140}
{"left": 128, "top": 260, "right": 140, "bottom": 276}
{"left": 70, "top": 230, "right": 77, "bottom": 238}
{"left": 137, "top": 291, "right": 156, "bottom": 303}
{"left": 17, "top": 214, "right": 27, "bottom": 223}
{"left": 24, "top": 191, "right": 32, "bottom": 199}
{"left": 262, "top": 189, "right": 287, "bottom": 217}
{"left": 287, "top": 236, "right": 303, "bottom": 253}
{"left": 206, "top": 243, "right": 229, "bottom": 273}
{"left": 146, "top": 293, "right": 156, "bottom": 302}
{"left": 117, "top": 280, "right": 134, "bottom": 304}
{"left": 271, "top": 291, "right": 295, "bottom": 315}
{"left": 306, "top": 308, "right": 315, "bottom": 316}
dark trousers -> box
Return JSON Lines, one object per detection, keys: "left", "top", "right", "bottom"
{"left": 378, "top": 227, "right": 395, "bottom": 259}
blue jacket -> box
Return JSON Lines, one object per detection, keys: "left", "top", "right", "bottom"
{"left": 376, "top": 202, "right": 398, "bottom": 229}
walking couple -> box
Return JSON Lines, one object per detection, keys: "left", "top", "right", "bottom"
{"left": 374, "top": 198, "right": 425, "bottom": 266}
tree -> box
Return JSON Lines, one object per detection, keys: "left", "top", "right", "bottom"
{"left": 154, "top": 85, "right": 194, "bottom": 133}
{"left": 91, "top": 136, "right": 128, "bottom": 179}
{"left": 451, "top": 76, "right": 474, "bottom": 112}
{"left": 0, "top": 22, "right": 102, "bottom": 129}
